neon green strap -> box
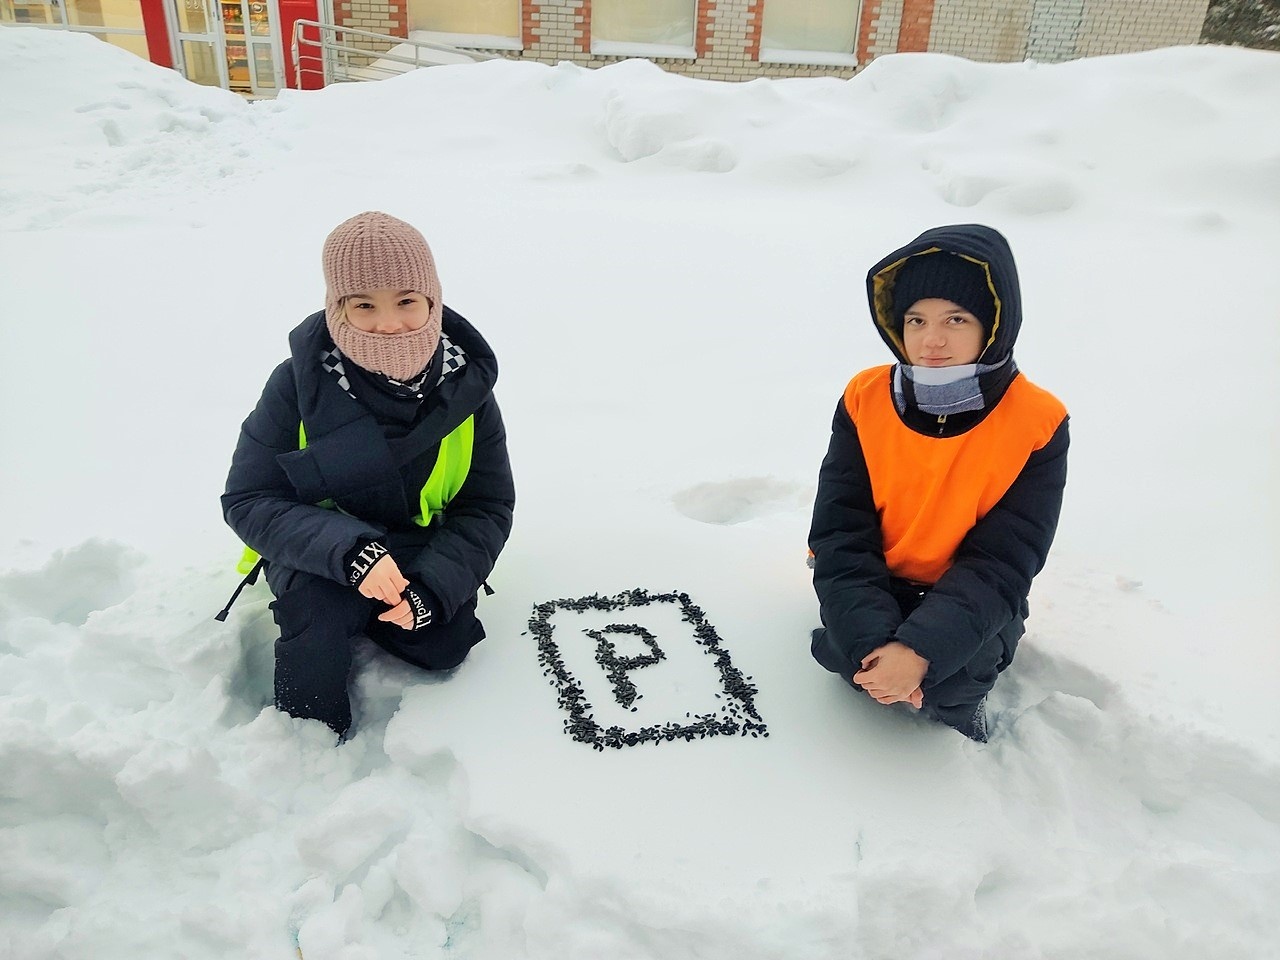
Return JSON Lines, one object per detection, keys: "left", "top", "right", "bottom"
{"left": 236, "top": 546, "right": 261, "bottom": 575}
{"left": 416, "top": 415, "right": 474, "bottom": 526}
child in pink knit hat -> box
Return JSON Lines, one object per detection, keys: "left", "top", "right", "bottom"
{"left": 221, "top": 211, "right": 515, "bottom": 740}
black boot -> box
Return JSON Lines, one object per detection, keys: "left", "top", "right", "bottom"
{"left": 927, "top": 698, "right": 989, "bottom": 743}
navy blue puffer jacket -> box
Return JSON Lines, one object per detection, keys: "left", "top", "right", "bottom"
{"left": 222, "top": 306, "right": 515, "bottom": 619}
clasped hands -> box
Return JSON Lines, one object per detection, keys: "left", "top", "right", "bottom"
{"left": 853, "top": 641, "right": 928, "bottom": 710}
{"left": 356, "top": 554, "right": 417, "bottom": 630}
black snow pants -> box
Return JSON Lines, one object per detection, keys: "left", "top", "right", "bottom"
{"left": 818, "top": 578, "right": 1023, "bottom": 742}
{"left": 267, "top": 564, "right": 484, "bottom": 738}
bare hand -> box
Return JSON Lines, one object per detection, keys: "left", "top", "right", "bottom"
{"left": 356, "top": 554, "right": 409, "bottom": 606}
{"left": 377, "top": 598, "right": 415, "bottom": 630}
{"left": 854, "top": 642, "right": 929, "bottom": 707}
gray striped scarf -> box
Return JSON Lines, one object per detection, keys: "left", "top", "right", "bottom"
{"left": 892, "top": 356, "right": 1017, "bottom": 417}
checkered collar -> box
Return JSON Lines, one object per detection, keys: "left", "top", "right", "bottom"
{"left": 321, "top": 333, "right": 468, "bottom": 401}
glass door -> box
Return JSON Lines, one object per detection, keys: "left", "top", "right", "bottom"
{"left": 164, "top": 0, "right": 281, "bottom": 94}
{"left": 219, "top": 0, "right": 280, "bottom": 94}
{"left": 170, "top": 0, "right": 227, "bottom": 87}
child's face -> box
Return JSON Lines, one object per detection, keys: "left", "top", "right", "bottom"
{"left": 342, "top": 288, "right": 433, "bottom": 334}
{"left": 901, "top": 299, "right": 986, "bottom": 367}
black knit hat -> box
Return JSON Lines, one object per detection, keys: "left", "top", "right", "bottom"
{"left": 892, "top": 252, "right": 996, "bottom": 333}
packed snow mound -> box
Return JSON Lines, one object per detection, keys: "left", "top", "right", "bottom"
{"left": 5, "top": 32, "right": 1278, "bottom": 230}
{"left": 0, "top": 27, "right": 247, "bottom": 220}
{"left": 3, "top": 25, "right": 1280, "bottom": 960}
{"left": 4, "top": 566, "right": 1280, "bottom": 959}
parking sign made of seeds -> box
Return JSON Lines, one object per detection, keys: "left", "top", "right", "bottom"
{"left": 528, "top": 588, "right": 769, "bottom": 750}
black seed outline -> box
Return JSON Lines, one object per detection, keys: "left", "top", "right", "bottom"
{"left": 528, "top": 589, "right": 769, "bottom": 750}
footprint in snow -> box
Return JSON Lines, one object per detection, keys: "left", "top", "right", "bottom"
{"left": 672, "top": 477, "right": 811, "bottom": 525}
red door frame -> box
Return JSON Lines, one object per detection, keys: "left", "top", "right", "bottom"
{"left": 139, "top": 0, "right": 173, "bottom": 66}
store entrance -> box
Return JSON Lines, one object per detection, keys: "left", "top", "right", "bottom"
{"left": 166, "top": 0, "right": 282, "bottom": 95}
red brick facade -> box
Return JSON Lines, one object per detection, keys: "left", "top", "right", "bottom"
{"left": 521, "top": 0, "right": 537, "bottom": 50}
{"left": 898, "top": 0, "right": 936, "bottom": 52}
{"left": 574, "top": 0, "right": 590, "bottom": 54}
{"left": 857, "top": 0, "right": 880, "bottom": 62}
{"left": 744, "top": 0, "right": 763, "bottom": 61}
{"left": 696, "top": 0, "right": 714, "bottom": 58}
{"left": 325, "top": 0, "right": 1215, "bottom": 87}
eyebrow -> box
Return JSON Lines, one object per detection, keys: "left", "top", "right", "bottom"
{"left": 347, "top": 290, "right": 418, "bottom": 300}
{"left": 904, "top": 305, "right": 972, "bottom": 316}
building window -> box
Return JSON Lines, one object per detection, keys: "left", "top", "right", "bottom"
{"left": 2, "top": 0, "right": 60, "bottom": 25}
{"left": 406, "top": 0, "right": 521, "bottom": 48}
{"left": 592, "top": 0, "right": 697, "bottom": 59}
{"left": 759, "top": 0, "right": 860, "bottom": 65}
{"left": 0, "top": 0, "right": 148, "bottom": 59}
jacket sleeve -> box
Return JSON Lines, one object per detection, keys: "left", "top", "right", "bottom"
{"left": 221, "top": 362, "right": 384, "bottom": 584}
{"left": 402, "top": 395, "right": 515, "bottom": 620}
{"left": 895, "top": 416, "right": 1070, "bottom": 683}
{"left": 808, "top": 399, "right": 904, "bottom": 678}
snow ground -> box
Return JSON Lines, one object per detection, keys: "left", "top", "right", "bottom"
{"left": 2, "top": 26, "right": 1279, "bottom": 960}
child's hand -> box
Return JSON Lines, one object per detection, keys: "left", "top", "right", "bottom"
{"left": 377, "top": 582, "right": 436, "bottom": 632}
{"left": 378, "top": 598, "right": 415, "bottom": 630}
{"left": 357, "top": 554, "right": 410, "bottom": 605}
{"left": 853, "top": 642, "right": 929, "bottom": 706}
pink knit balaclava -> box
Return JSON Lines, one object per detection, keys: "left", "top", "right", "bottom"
{"left": 322, "top": 211, "right": 443, "bottom": 382}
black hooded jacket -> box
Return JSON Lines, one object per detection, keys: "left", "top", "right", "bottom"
{"left": 809, "top": 225, "right": 1068, "bottom": 684}
{"left": 222, "top": 306, "right": 515, "bottom": 620}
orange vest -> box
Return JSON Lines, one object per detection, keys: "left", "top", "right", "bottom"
{"left": 844, "top": 366, "right": 1067, "bottom": 584}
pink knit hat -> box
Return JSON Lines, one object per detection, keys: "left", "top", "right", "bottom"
{"left": 322, "top": 211, "right": 443, "bottom": 381}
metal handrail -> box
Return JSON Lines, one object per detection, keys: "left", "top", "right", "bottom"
{"left": 291, "top": 19, "right": 499, "bottom": 87}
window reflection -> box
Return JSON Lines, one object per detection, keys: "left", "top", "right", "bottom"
{"left": 176, "top": 0, "right": 211, "bottom": 35}
{"left": 593, "top": 0, "right": 695, "bottom": 47}
{"left": 65, "top": 0, "right": 143, "bottom": 30}
{"left": 252, "top": 40, "right": 276, "bottom": 87}
{"left": 94, "top": 29, "right": 148, "bottom": 57}
{"left": 181, "top": 38, "right": 223, "bottom": 86}
{"left": 406, "top": 0, "right": 518, "bottom": 38}
{"left": 3, "top": 0, "right": 63, "bottom": 26}
{"left": 762, "top": 0, "right": 860, "bottom": 54}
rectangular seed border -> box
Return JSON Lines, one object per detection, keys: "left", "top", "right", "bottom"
{"left": 527, "top": 588, "right": 769, "bottom": 751}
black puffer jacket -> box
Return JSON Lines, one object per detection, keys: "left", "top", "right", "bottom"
{"left": 222, "top": 306, "right": 515, "bottom": 620}
{"left": 809, "top": 225, "right": 1068, "bottom": 684}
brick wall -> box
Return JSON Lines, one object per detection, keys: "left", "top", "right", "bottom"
{"left": 898, "top": 0, "right": 937, "bottom": 51}
{"left": 1078, "top": 0, "right": 1211, "bottom": 56}
{"left": 487, "top": 0, "right": 859, "bottom": 81}
{"left": 861, "top": 0, "right": 906, "bottom": 60}
{"left": 520, "top": 0, "right": 588, "bottom": 61}
{"left": 329, "top": 0, "right": 1225, "bottom": 83}
{"left": 335, "top": 0, "right": 402, "bottom": 54}
{"left": 928, "top": 0, "right": 1032, "bottom": 62}
{"left": 1027, "top": 0, "right": 1084, "bottom": 62}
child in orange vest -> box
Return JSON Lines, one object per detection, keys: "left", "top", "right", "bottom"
{"left": 808, "top": 224, "right": 1068, "bottom": 741}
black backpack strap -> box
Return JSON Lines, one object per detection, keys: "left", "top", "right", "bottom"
{"left": 214, "top": 558, "right": 267, "bottom": 622}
